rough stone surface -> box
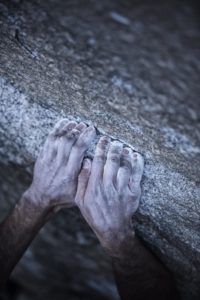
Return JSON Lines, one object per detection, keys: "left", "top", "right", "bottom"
{"left": 0, "top": 0, "right": 200, "bottom": 299}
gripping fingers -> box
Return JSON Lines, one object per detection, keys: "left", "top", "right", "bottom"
{"left": 56, "top": 121, "right": 86, "bottom": 164}
{"left": 39, "top": 119, "right": 72, "bottom": 161}
{"left": 39, "top": 120, "right": 87, "bottom": 164}
{"left": 50, "top": 119, "right": 76, "bottom": 137}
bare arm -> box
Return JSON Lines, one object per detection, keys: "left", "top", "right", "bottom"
{"left": 75, "top": 137, "right": 179, "bottom": 300}
{"left": 112, "top": 234, "right": 179, "bottom": 300}
{"left": 0, "top": 119, "right": 96, "bottom": 287}
{"left": 0, "top": 191, "right": 53, "bottom": 286}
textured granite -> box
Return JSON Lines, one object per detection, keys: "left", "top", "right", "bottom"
{"left": 0, "top": 0, "right": 200, "bottom": 299}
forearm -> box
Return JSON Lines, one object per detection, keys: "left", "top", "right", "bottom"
{"left": 111, "top": 233, "right": 180, "bottom": 300}
{"left": 0, "top": 189, "right": 53, "bottom": 287}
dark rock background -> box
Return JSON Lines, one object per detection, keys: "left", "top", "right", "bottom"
{"left": 0, "top": 0, "right": 200, "bottom": 299}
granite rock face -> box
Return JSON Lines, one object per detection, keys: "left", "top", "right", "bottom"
{"left": 0, "top": 0, "right": 200, "bottom": 299}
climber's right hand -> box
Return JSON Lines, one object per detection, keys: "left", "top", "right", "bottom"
{"left": 75, "top": 136, "right": 144, "bottom": 257}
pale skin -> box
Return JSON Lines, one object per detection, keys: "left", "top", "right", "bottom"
{"left": 75, "top": 136, "right": 180, "bottom": 300}
{"left": 0, "top": 119, "right": 179, "bottom": 299}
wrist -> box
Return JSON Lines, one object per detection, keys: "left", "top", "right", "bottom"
{"left": 110, "top": 232, "right": 142, "bottom": 276}
{"left": 102, "top": 227, "right": 136, "bottom": 259}
{"left": 22, "top": 187, "right": 55, "bottom": 219}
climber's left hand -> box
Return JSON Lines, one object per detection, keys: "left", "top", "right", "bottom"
{"left": 26, "top": 119, "right": 96, "bottom": 212}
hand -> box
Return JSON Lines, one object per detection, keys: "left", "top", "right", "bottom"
{"left": 26, "top": 119, "right": 96, "bottom": 211}
{"left": 75, "top": 137, "right": 144, "bottom": 256}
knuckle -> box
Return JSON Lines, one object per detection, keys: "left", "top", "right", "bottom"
{"left": 109, "top": 155, "right": 120, "bottom": 164}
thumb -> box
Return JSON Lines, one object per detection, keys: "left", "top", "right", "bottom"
{"left": 75, "top": 158, "right": 92, "bottom": 206}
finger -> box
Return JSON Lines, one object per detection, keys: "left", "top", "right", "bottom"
{"left": 103, "top": 141, "right": 123, "bottom": 187}
{"left": 66, "top": 126, "right": 96, "bottom": 177}
{"left": 75, "top": 158, "right": 92, "bottom": 206}
{"left": 117, "top": 147, "right": 132, "bottom": 192}
{"left": 60, "top": 122, "right": 87, "bottom": 159}
{"left": 56, "top": 122, "right": 83, "bottom": 164}
{"left": 129, "top": 152, "right": 144, "bottom": 193}
{"left": 39, "top": 120, "right": 72, "bottom": 160}
{"left": 89, "top": 136, "right": 110, "bottom": 184}
{"left": 74, "top": 125, "right": 96, "bottom": 150}
{"left": 39, "top": 120, "right": 77, "bottom": 162}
